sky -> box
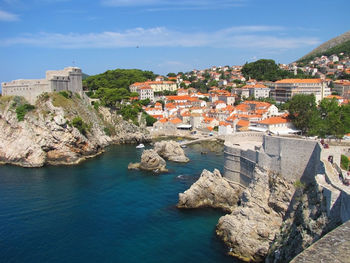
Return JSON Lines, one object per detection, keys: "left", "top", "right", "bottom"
{"left": 0, "top": 0, "right": 349, "bottom": 83}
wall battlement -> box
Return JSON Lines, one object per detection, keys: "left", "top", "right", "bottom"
{"left": 224, "top": 134, "right": 321, "bottom": 187}
{"left": 1, "top": 67, "right": 83, "bottom": 104}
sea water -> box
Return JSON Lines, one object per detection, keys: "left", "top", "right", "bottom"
{"left": 0, "top": 144, "right": 241, "bottom": 263}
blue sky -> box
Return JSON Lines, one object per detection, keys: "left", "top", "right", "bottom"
{"left": 0, "top": 0, "right": 349, "bottom": 83}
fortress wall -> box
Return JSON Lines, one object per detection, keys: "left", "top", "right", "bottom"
{"left": 224, "top": 135, "right": 321, "bottom": 186}
{"left": 225, "top": 132, "right": 264, "bottom": 145}
{"left": 1, "top": 67, "right": 83, "bottom": 104}
{"left": 2, "top": 80, "right": 51, "bottom": 104}
{"left": 340, "top": 191, "right": 350, "bottom": 223}
{"left": 263, "top": 136, "right": 321, "bottom": 182}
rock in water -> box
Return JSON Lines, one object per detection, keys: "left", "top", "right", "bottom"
{"left": 128, "top": 149, "right": 167, "bottom": 173}
{"left": 177, "top": 169, "right": 242, "bottom": 212}
{"left": 154, "top": 140, "right": 189, "bottom": 163}
{"left": 216, "top": 168, "right": 295, "bottom": 263}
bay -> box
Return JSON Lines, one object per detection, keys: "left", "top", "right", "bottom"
{"left": 0, "top": 144, "right": 241, "bottom": 263}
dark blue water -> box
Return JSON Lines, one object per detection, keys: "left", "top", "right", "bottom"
{"left": 0, "top": 144, "right": 240, "bottom": 263}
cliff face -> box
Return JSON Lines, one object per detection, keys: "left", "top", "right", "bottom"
{"left": 216, "top": 168, "right": 295, "bottom": 262}
{"left": 0, "top": 94, "right": 150, "bottom": 167}
{"left": 265, "top": 181, "right": 342, "bottom": 263}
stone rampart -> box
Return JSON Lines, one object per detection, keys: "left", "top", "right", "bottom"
{"left": 1, "top": 67, "right": 82, "bottom": 104}
{"left": 290, "top": 219, "right": 350, "bottom": 263}
{"left": 224, "top": 134, "right": 322, "bottom": 187}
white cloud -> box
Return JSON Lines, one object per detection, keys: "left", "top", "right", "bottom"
{"left": 0, "top": 9, "right": 19, "bottom": 21}
{"left": 0, "top": 26, "right": 320, "bottom": 50}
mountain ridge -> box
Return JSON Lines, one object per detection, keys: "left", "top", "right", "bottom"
{"left": 298, "top": 30, "right": 350, "bottom": 62}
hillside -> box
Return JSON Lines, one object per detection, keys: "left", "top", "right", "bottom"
{"left": 0, "top": 93, "right": 150, "bottom": 167}
{"left": 298, "top": 30, "right": 350, "bottom": 62}
{"left": 83, "top": 69, "right": 156, "bottom": 91}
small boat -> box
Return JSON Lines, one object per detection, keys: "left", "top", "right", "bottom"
{"left": 136, "top": 143, "right": 145, "bottom": 149}
{"left": 180, "top": 145, "right": 187, "bottom": 148}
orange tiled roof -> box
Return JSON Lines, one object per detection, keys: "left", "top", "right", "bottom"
{"left": 236, "top": 120, "right": 249, "bottom": 127}
{"left": 242, "top": 84, "right": 267, "bottom": 89}
{"left": 275, "top": 79, "right": 322, "bottom": 84}
{"left": 258, "top": 116, "right": 289, "bottom": 125}
{"left": 170, "top": 118, "right": 182, "bottom": 124}
{"left": 325, "top": 95, "right": 343, "bottom": 99}
{"left": 159, "top": 118, "right": 168, "bottom": 123}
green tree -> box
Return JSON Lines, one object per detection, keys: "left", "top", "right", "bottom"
{"left": 83, "top": 69, "right": 156, "bottom": 91}
{"left": 145, "top": 114, "right": 157, "bottom": 126}
{"left": 167, "top": 73, "right": 176, "bottom": 77}
{"left": 288, "top": 94, "right": 319, "bottom": 135}
{"left": 15, "top": 104, "right": 35, "bottom": 121}
{"left": 71, "top": 116, "right": 88, "bottom": 135}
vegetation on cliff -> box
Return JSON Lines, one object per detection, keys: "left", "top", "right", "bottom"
{"left": 83, "top": 69, "right": 157, "bottom": 125}
{"left": 83, "top": 69, "right": 156, "bottom": 91}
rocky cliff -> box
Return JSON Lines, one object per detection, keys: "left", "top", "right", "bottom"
{"left": 178, "top": 164, "right": 343, "bottom": 263}
{"left": 216, "top": 168, "right": 295, "bottom": 262}
{"left": 177, "top": 169, "right": 242, "bottom": 212}
{"left": 0, "top": 94, "right": 150, "bottom": 167}
{"left": 265, "top": 180, "right": 342, "bottom": 263}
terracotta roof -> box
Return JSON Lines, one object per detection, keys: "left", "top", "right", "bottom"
{"left": 150, "top": 114, "right": 164, "bottom": 119}
{"left": 170, "top": 118, "right": 182, "bottom": 124}
{"left": 258, "top": 116, "right": 289, "bottom": 125}
{"left": 159, "top": 118, "right": 168, "bottom": 123}
{"left": 219, "top": 121, "right": 231, "bottom": 126}
{"left": 236, "top": 120, "right": 249, "bottom": 127}
{"left": 275, "top": 79, "right": 322, "bottom": 84}
{"left": 242, "top": 84, "right": 268, "bottom": 89}
{"left": 325, "top": 95, "right": 343, "bottom": 99}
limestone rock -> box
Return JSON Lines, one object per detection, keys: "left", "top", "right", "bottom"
{"left": 128, "top": 149, "right": 167, "bottom": 173}
{"left": 0, "top": 95, "right": 149, "bottom": 167}
{"left": 177, "top": 169, "right": 242, "bottom": 212}
{"left": 216, "top": 168, "right": 295, "bottom": 263}
{"left": 154, "top": 140, "right": 189, "bottom": 163}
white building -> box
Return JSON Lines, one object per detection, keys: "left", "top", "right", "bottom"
{"left": 270, "top": 79, "right": 331, "bottom": 103}
{"left": 137, "top": 86, "right": 154, "bottom": 102}
{"left": 130, "top": 81, "right": 177, "bottom": 93}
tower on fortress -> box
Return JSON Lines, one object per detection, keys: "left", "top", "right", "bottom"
{"left": 1, "top": 67, "right": 83, "bottom": 104}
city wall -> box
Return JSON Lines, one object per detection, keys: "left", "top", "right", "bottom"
{"left": 224, "top": 133, "right": 321, "bottom": 186}
{"left": 1, "top": 67, "right": 82, "bottom": 104}
{"left": 224, "top": 132, "right": 350, "bottom": 223}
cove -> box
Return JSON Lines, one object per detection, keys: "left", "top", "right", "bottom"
{"left": 0, "top": 144, "right": 242, "bottom": 263}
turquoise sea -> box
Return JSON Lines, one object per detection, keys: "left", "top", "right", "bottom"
{"left": 0, "top": 144, "right": 241, "bottom": 263}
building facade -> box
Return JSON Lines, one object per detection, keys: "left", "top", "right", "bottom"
{"left": 333, "top": 80, "right": 350, "bottom": 99}
{"left": 130, "top": 81, "right": 177, "bottom": 93}
{"left": 270, "top": 79, "right": 330, "bottom": 103}
{"left": 138, "top": 86, "right": 154, "bottom": 101}
{"left": 1, "top": 67, "right": 83, "bottom": 104}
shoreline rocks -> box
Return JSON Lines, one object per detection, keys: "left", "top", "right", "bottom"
{"left": 177, "top": 169, "right": 242, "bottom": 213}
{"left": 216, "top": 168, "right": 295, "bottom": 263}
{"left": 154, "top": 140, "right": 189, "bottom": 163}
{"left": 128, "top": 149, "right": 168, "bottom": 173}
{"left": 0, "top": 95, "right": 150, "bottom": 168}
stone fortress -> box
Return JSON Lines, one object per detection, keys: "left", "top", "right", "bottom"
{"left": 1, "top": 67, "right": 83, "bottom": 104}
{"left": 223, "top": 132, "right": 350, "bottom": 262}
{"left": 223, "top": 132, "right": 350, "bottom": 222}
